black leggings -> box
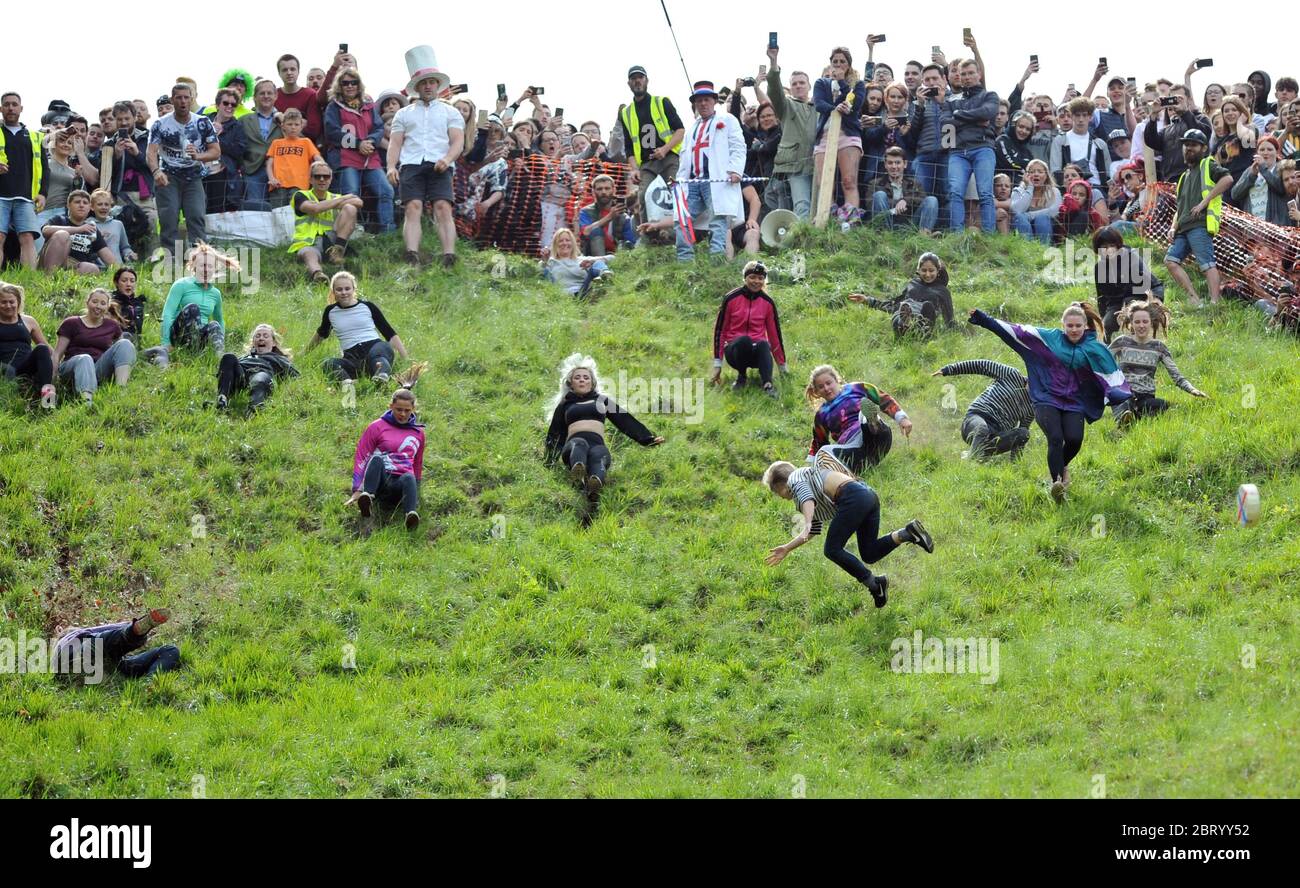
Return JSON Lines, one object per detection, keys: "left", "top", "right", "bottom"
{"left": 3, "top": 344, "right": 54, "bottom": 388}
{"left": 217, "top": 354, "right": 275, "bottom": 407}
{"left": 724, "top": 336, "right": 774, "bottom": 386}
{"left": 362, "top": 454, "right": 419, "bottom": 514}
{"left": 324, "top": 339, "right": 394, "bottom": 382}
{"left": 823, "top": 481, "right": 899, "bottom": 586}
{"left": 1130, "top": 392, "right": 1169, "bottom": 417}
{"left": 1033, "top": 403, "right": 1086, "bottom": 482}
{"left": 561, "top": 431, "right": 610, "bottom": 483}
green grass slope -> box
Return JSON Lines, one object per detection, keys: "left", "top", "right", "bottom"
{"left": 1, "top": 227, "right": 1297, "bottom": 798}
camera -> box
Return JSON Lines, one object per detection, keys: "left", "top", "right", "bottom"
{"left": 741, "top": 77, "right": 756, "bottom": 87}
{"left": 923, "top": 87, "right": 941, "bottom": 98}
{"left": 1160, "top": 96, "right": 1180, "bottom": 107}
{"left": 529, "top": 86, "right": 545, "bottom": 95}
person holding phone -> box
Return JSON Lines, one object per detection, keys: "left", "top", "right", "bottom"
{"left": 943, "top": 58, "right": 999, "bottom": 231}
{"left": 324, "top": 68, "right": 395, "bottom": 233}
{"left": 1230, "top": 135, "right": 1287, "bottom": 224}
{"left": 761, "top": 40, "right": 816, "bottom": 218}
{"left": 909, "top": 64, "right": 951, "bottom": 226}
{"left": 1142, "top": 86, "right": 1211, "bottom": 182}
{"left": 813, "top": 47, "right": 868, "bottom": 224}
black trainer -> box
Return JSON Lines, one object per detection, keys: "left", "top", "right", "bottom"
{"left": 356, "top": 492, "right": 373, "bottom": 518}
{"left": 870, "top": 576, "right": 888, "bottom": 608}
{"left": 405, "top": 511, "right": 420, "bottom": 530}
{"left": 569, "top": 462, "right": 587, "bottom": 485}
{"left": 905, "top": 519, "right": 934, "bottom": 553}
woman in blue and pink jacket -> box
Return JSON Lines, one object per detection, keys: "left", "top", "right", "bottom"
{"left": 323, "top": 68, "right": 395, "bottom": 232}
{"left": 348, "top": 388, "right": 426, "bottom": 530}
{"left": 970, "top": 301, "right": 1130, "bottom": 502}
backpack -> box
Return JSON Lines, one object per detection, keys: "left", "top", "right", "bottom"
{"left": 115, "top": 199, "right": 153, "bottom": 253}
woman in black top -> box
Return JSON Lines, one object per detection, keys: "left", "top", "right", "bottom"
{"left": 216, "top": 323, "right": 299, "bottom": 413}
{"left": 0, "top": 281, "right": 56, "bottom": 406}
{"left": 111, "top": 267, "right": 147, "bottom": 342}
{"left": 1092, "top": 226, "right": 1164, "bottom": 342}
{"left": 544, "top": 354, "right": 663, "bottom": 504}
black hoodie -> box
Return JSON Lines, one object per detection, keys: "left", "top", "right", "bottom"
{"left": 1249, "top": 70, "right": 1275, "bottom": 117}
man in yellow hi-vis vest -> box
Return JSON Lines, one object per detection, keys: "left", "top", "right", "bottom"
{"left": 1164, "top": 129, "right": 1234, "bottom": 307}
{"left": 618, "top": 66, "right": 685, "bottom": 219}
{"left": 0, "top": 91, "right": 47, "bottom": 269}
{"left": 291, "top": 162, "right": 363, "bottom": 284}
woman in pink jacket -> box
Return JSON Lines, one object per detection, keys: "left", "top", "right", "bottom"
{"left": 347, "top": 388, "right": 426, "bottom": 530}
{"left": 710, "top": 260, "right": 788, "bottom": 398}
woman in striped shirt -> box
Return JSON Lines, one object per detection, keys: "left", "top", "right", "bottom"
{"left": 1108, "top": 300, "right": 1207, "bottom": 425}
{"left": 932, "top": 359, "right": 1034, "bottom": 460}
{"left": 762, "top": 459, "right": 933, "bottom": 608}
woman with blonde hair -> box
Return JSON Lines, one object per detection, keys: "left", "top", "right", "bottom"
{"left": 51, "top": 288, "right": 136, "bottom": 404}
{"left": 805, "top": 363, "right": 912, "bottom": 472}
{"left": 761, "top": 458, "right": 932, "bottom": 609}
{"left": 969, "top": 301, "right": 1131, "bottom": 502}
{"left": 813, "top": 46, "right": 868, "bottom": 224}
{"left": 303, "top": 270, "right": 408, "bottom": 383}
{"left": 1009, "top": 159, "right": 1061, "bottom": 244}
{"left": 323, "top": 68, "right": 395, "bottom": 234}
{"left": 215, "top": 323, "right": 299, "bottom": 413}
{"left": 544, "top": 353, "right": 663, "bottom": 507}
{"left": 157, "top": 243, "right": 240, "bottom": 365}
{"left": 543, "top": 227, "right": 612, "bottom": 297}
{"left": 1108, "top": 300, "right": 1207, "bottom": 425}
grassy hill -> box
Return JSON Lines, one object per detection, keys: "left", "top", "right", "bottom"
{"left": 1, "top": 226, "right": 1297, "bottom": 798}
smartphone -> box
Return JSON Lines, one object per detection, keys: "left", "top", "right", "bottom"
{"left": 450, "top": 84, "right": 468, "bottom": 95}
{"left": 874, "top": 34, "right": 887, "bottom": 43}
{"left": 477, "top": 109, "right": 489, "bottom": 127}
{"left": 769, "top": 31, "right": 778, "bottom": 50}
{"left": 759, "top": 64, "right": 767, "bottom": 77}
{"left": 339, "top": 43, "right": 348, "bottom": 53}
{"left": 1127, "top": 77, "right": 1137, "bottom": 88}
{"left": 1030, "top": 54, "right": 1039, "bottom": 65}
{"left": 923, "top": 87, "right": 941, "bottom": 98}
{"left": 531, "top": 86, "right": 545, "bottom": 96}
{"left": 1160, "top": 96, "right": 1180, "bottom": 107}
{"left": 1099, "top": 57, "right": 1107, "bottom": 66}
{"left": 555, "top": 107, "right": 564, "bottom": 118}
{"left": 862, "top": 116, "right": 882, "bottom": 124}
{"left": 963, "top": 27, "right": 972, "bottom": 40}
{"left": 497, "top": 83, "right": 507, "bottom": 101}
{"left": 1195, "top": 58, "right": 1214, "bottom": 70}
{"left": 1068, "top": 83, "right": 1076, "bottom": 92}
{"left": 932, "top": 45, "right": 941, "bottom": 56}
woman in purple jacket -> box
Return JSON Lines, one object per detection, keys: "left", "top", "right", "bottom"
{"left": 323, "top": 69, "right": 395, "bottom": 232}
{"left": 347, "top": 388, "right": 426, "bottom": 531}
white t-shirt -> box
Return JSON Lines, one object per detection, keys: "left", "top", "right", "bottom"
{"left": 390, "top": 100, "right": 464, "bottom": 167}
{"left": 1066, "top": 130, "right": 1098, "bottom": 183}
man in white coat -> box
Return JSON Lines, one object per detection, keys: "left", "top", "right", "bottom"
{"left": 675, "top": 81, "right": 747, "bottom": 261}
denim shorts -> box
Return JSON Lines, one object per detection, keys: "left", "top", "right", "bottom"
{"left": 1166, "top": 226, "right": 1216, "bottom": 271}
{"left": 0, "top": 198, "right": 40, "bottom": 235}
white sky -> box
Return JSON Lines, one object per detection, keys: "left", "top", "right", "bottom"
{"left": 5, "top": 4, "right": 1286, "bottom": 132}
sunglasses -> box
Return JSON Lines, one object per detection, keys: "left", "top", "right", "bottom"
{"left": 311, "top": 173, "right": 332, "bottom": 180}
{"left": 220, "top": 100, "right": 237, "bottom": 107}
{"left": 340, "top": 80, "right": 360, "bottom": 87}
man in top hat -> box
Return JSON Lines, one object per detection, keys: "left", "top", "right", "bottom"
{"left": 675, "top": 80, "right": 746, "bottom": 262}
{"left": 386, "top": 45, "right": 464, "bottom": 268}
{"left": 619, "top": 66, "right": 685, "bottom": 219}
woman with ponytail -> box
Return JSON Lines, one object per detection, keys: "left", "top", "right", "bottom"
{"left": 1108, "top": 300, "right": 1207, "bottom": 424}
{"left": 813, "top": 47, "right": 868, "bottom": 224}
{"left": 969, "top": 300, "right": 1131, "bottom": 501}
{"left": 805, "top": 363, "right": 912, "bottom": 473}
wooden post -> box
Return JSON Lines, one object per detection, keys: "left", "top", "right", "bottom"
{"left": 812, "top": 85, "right": 853, "bottom": 226}
{"left": 99, "top": 145, "right": 114, "bottom": 196}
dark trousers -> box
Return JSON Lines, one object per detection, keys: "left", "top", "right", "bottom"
{"left": 172, "top": 302, "right": 225, "bottom": 352}
{"left": 3, "top": 344, "right": 54, "bottom": 388}
{"left": 1033, "top": 403, "right": 1086, "bottom": 482}
{"left": 362, "top": 454, "right": 419, "bottom": 514}
{"left": 217, "top": 354, "right": 274, "bottom": 408}
{"left": 1115, "top": 392, "right": 1170, "bottom": 419}
{"left": 822, "top": 481, "right": 899, "bottom": 586}
{"left": 59, "top": 623, "right": 181, "bottom": 680}
{"left": 830, "top": 420, "right": 893, "bottom": 473}
{"left": 561, "top": 431, "right": 610, "bottom": 483}
{"left": 724, "top": 336, "right": 774, "bottom": 386}
{"left": 324, "top": 339, "right": 394, "bottom": 381}
{"left": 961, "top": 413, "right": 1030, "bottom": 460}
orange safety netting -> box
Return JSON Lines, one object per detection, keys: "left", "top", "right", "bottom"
{"left": 1139, "top": 183, "right": 1300, "bottom": 309}
{"left": 452, "top": 154, "right": 632, "bottom": 256}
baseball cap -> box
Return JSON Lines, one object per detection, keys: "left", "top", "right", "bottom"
{"left": 1178, "top": 129, "right": 1209, "bottom": 146}
{"left": 627, "top": 65, "right": 648, "bottom": 79}
{"left": 156, "top": 95, "right": 172, "bottom": 108}
{"left": 1106, "top": 128, "right": 1131, "bottom": 143}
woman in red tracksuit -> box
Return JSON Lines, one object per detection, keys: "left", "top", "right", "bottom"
{"left": 710, "top": 260, "right": 788, "bottom": 398}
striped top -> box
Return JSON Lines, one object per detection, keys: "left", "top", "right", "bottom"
{"left": 939, "top": 359, "right": 1034, "bottom": 430}
{"left": 1108, "top": 336, "right": 1197, "bottom": 397}
{"left": 787, "top": 467, "right": 838, "bottom": 536}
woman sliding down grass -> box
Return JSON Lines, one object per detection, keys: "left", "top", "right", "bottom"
{"left": 762, "top": 458, "right": 932, "bottom": 609}
{"left": 710, "top": 260, "right": 788, "bottom": 398}
{"left": 930, "top": 359, "right": 1034, "bottom": 460}
{"left": 542, "top": 228, "right": 613, "bottom": 298}
{"left": 303, "top": 270, "right": 409, "bottom": 385}
{"left": 347, "top": 388, "right": 425, "bottom": 531}
{"left": 847, "top": 252, "right": 955, "bottom": 338}
{"left": 1108, "top": 299, "right": 1208, "bottom": 426}
{"left": 970, "top": 301, "right": 1131, "bottom": 502}
{"left": 215, "top": 324, "right": 299, "bottom": 414}
{"left": 544, "top": 354, "right": 663, "bottom": 511}
{"left": 805, "top": 363, "right": 912, "bottom": 473}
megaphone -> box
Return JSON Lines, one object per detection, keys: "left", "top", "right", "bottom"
{"left": 761, "top": 209, "right": 799, "bottom": 249}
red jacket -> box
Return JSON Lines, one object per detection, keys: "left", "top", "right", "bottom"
{"left": 713, "top": 286, "right": 786, "bottom": 366}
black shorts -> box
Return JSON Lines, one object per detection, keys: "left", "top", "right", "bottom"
{"left": 398, "top": 162, "right": 453, "bottom": 205}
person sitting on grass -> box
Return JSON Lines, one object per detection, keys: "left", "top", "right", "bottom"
{"left": 110, "top": 267, "right": 146, "bottom": 344}
{"left": 543, "top": 354, "right": 663, "bottom": 508}
{"left": 727, "top": 182, "right": 763, "bottom": 259}
{"left": 1108, "top": 299, "right": 1207, "bottom": 426}
{"left": 1092, "top": 225, "right": 1164, "bottom": 342}
{"left": 711, "top": 260, "right": 787, "bottom": 398}
{"left": 291, "top": 162, "right": 364, "bottom": 284}
{"left": 346, "top": 388, "right": 425, "bottom": 531}
{"left": 761, "top": 458, "right": 933, "bottom": 610}
{"left": 806, "top": 363, "right": 912, "bottom": 473}
{"left": 847, "top": 251, "right": 955, "bottom": 337}
{"left": 158, "top": 244, "right": 235, "bottom": 366}
{"left": 51, "top": 288, "right": 136, "bottom": 405}
{"left": 53, "top": 608, "right": 179, "bottom": 685}
{"left": 215, "top": 323, "right": 299, "bottom": 413}
{"left": 39, "top": 190, "right": 117, "bottom": 274}
{"left": 0, "top": 281, "right": 56, "bottom": 407}
{"left": 304, "top": 270, "right": 408, "bottom": 384}
{"left": 543, "top": 228, "right": 612, "bottom": 298}
{"left": 89, "top": 189, "right": 137, "bottom": 265}
{"left": 931, "top": 359, "right": 1033, "bottom": 460}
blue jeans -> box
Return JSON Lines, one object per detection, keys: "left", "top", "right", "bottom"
{"left": 242, "top": 167, "right": 269, "bottom": 211}
{"left": 872, "top": 191, "right": 939, "bottom": 231}
{"left": 947, "top": 147, "right": 995, "bottom": 231}
{"left": 675, "top": 181, "right": 728, "bottom": 262}
{"left": 912, "top": 152, "right": 948, "bottom": 227}
{"left": 1012, "top": 212, "right": 1054, "bottom": 244}
{"left": 1165, "top": 227, "right": 1216, "bottom": 271}
{"left": 336, "top": 166, "right": 395, "bottom": 231}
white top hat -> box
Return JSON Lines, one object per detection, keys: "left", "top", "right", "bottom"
{"left": 404, "top": 45, "right": 450, "bottom": 95}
